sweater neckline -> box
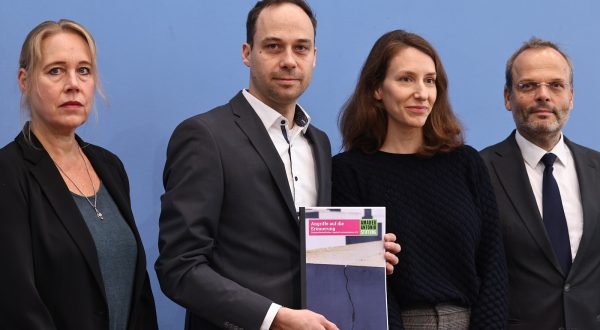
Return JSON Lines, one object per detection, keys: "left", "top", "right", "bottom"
{"left": 376, "top": 150, "right": 419, "bottom": 157}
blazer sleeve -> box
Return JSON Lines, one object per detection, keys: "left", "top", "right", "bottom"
{"left": 465, "top": 147, "right": 509, "bottom": 329}
{"left": 155, "top": 117, "right": 271, "bottom": 329}
{"left": 0, "top": 150, "right": 58, "bottom": 329}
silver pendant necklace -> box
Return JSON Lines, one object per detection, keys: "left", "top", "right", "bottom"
{"left": 54, "top": 148, "right": 104, "bottom": 220}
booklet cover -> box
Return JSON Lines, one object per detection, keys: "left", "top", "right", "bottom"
{"left": 299, "top": 207, "right": 388, "bottom": 330}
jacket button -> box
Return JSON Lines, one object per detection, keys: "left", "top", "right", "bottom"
{"left": 563, "top": 283, "right": 570, "bottom": 292}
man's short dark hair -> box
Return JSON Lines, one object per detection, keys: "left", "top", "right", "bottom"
{"left": 505, "top": 37, "right": 573, "bottom": 92}
{"left": 246, "top": 0, "right": 317, "bottom": 47}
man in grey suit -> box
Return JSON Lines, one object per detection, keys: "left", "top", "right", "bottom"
{"left": 155, "top": 1, "right": 400, "bottom": 329}
{"left": 481, "top": 38, "right": 600, "bottom": 329}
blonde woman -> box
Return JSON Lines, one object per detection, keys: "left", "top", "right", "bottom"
{"left": 0, "top": 20, "right": 157, "bottom": 330}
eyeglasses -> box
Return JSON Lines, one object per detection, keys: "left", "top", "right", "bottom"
{"left": 515, "top": 81, "right": 570, "bottom": 93}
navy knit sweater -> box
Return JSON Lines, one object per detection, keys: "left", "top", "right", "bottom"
{"left": 332, "top": 146, "right": 508, "bottom": 329}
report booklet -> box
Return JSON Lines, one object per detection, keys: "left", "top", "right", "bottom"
{"left": 299, "top": 207, "right": 388, "bottom": 330}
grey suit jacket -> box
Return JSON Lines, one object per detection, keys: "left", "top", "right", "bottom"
{"left": 155, "top": 92, "right": 332, "bottom": 330}
{"left": 481, "top": 131, "right": 600, "bottom": 330}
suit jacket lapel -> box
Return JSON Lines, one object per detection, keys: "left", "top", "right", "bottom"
{"left": 305, "top": 126, "right": 330, "bottom": 206}
{"left": 490, "top": 132, "right": 563, "bottom": 272}
{"left": 229, "top": 92, "right": 298, "bottom": 222}
{"left": 565, "top": 138, "right": 600, "bottom": 274}
{"left": 17, "top": 134, "right": 107, "bottom": 298}
{"left": 83, "top": 145, "right": 131, "bottom": 222}
{"left": 82, "top": 142, "right": 147, "bottom": 303}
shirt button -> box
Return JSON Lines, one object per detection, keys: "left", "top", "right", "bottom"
{"left": 563, "top": 283, "right": 570, "bottom": 292}
{"left": 295, "top": 176, "right": 298, "bottom": 181}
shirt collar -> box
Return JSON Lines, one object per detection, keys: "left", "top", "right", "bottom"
{"left": 242, "top": 89, "right": 311, "bottom": 133}
{"left": 515, "top": 130, "right": 570, "bottom": 169}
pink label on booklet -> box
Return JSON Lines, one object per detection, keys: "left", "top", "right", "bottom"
{"left": 308, "top": 219, "right": 361, "bottom": 236}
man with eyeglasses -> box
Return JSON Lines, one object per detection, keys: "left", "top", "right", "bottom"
{"left": 481, "top": 37, "right": 600, "bottom": 329}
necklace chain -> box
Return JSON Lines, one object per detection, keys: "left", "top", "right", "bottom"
{"left": 54, "top": 148, "right": 104, "bottom": 220}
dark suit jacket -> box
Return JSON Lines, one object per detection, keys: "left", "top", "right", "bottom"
{"left": 481, "top": 131, "right": 600, "bottom": 330}
{"left": 0, "top": 130, "right": 158, "bottom": 330}
{"left": 156, "top": 91, "right": 332, "bottom": 330}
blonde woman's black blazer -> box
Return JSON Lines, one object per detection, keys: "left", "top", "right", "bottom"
{"left": 0, "top": 130, "right": 158, "bottom": 330}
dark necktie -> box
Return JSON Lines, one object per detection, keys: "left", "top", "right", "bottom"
{"left": 541, "top": 153, "right": 572, "bottom": 274}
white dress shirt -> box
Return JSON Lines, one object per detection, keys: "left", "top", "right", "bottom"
{"left": 515, "top": 130, "right": 583, "bottom": 260}
{"left": 242, "top": 89, "right": 318, "bottom": 329}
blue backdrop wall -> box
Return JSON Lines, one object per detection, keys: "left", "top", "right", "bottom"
{"left": 1, "top": 1, "right": 599, "bottom": 328}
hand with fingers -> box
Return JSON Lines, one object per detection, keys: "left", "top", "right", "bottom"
{"left": 271, "top": 307, "right": 339, "bottom": 330}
